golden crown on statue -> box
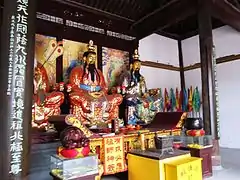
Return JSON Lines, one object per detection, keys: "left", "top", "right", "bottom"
{"left": 132, "top": 49, "right": 140, "bottom": 60}
{"left": 87, "top": 40, "right": 95, "bottom": 52}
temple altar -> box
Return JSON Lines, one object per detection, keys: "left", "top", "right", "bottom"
{"left": 0, "top": 0, "right": 228, "bottom": 178}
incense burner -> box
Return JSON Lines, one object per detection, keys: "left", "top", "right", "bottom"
{"left": 184, "top": 117, "right": 203, "bottom": 130}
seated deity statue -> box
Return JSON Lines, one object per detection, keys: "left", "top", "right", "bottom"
{"left": 69, "top": 40, "right": 123, "bottom": 125}
{"left": 32, "top": 62, "right": 64, "bottom": 129}
{"left": 116, "top": 49, "right": 150, "bottom": 125}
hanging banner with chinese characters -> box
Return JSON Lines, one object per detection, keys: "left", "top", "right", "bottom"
{"left": 7, "top": 0, "right": 29, "bottom": 176}
{"left": 103, "top": 136, "right": 126, "bottom": 175}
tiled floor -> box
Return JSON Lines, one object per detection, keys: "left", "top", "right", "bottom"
{"left": 28, "top": 148, "right": 240, "bottom": 180}
{"left": 206, "top": 148, "right": 240, "bottom": 180}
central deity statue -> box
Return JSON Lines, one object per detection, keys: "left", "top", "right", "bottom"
{"left": 69, "top": 40, "right": 123, "bottom": 125}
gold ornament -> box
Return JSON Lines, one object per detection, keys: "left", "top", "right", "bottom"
{"left": 132, "top": 49, "right": 140, "bottom": 60}
{"left": 87, "top": 40, "right": 95, "bottom": 52}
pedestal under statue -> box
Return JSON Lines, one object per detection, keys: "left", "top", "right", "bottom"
{"left": 69, "top": 40, "right": 123, "bottom": 125}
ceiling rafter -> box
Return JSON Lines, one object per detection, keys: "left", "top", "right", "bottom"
{"left": 87, "top": 0, "right": 96, "bottom": 8}
{"left": 127, "top": 0, "right": 140, "bottom": 19}
{"left": 1, "top": 0, "right": 234, "bottom": 40}
{"left": 131, "top": 0, "right": 180, "bottom": 28}
{"left": 227, "top": 0, "right": 240, "bottom": 9}
{"left": 131, "top": 0, "right": 196, "bottom": 39}
{"left": 212, "top": 0, "right": 240, "bottom": 32}
{"left": 51, "top": 0, "right": 135, "bottom": 22}
{"left": 111, "top": 0, "right": 124, "bottom": 15}
{"left": 104, "top": 0, "right": 114, "bottom": 12}
{"left": 94, "top": 0, "right": 102, "bottom": 11}
{"left": 118, "top": 1, "right": 128, "bottom": 15}
{"left": 156, "top": 30, "right": 180, "bottom": 40}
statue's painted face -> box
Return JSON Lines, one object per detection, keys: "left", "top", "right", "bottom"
{"left": 86, "top": 53, "right": 96, "bottom": 65}
{"left": 132, "top": 61, "right": 141, "bottom": 71}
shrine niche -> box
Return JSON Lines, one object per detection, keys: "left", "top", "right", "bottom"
{"left": 62, "top": 39, "right": 98, "bottom": 82}
{"left": 102, "top": 47, "right": 129, "bottom": 91}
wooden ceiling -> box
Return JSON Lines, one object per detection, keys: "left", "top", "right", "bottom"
{"left": 1, "top": 0, "right": 240, "bottom": 40}
{"left": 48, "top": 0, "right": 240, "bottom": 40}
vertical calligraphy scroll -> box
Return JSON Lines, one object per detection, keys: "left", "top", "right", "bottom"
{"left": 8, "top": 0, "right": 29, "bottom": 176}
{"left": 103, "top": 136, "right": 127, "bottom": 175}
{"left": 1, "top": 0, "right": 35, "bottom": 179}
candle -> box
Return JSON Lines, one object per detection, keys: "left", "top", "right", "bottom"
{"left": 122, "top": 86, "right": 126, "bottom": 94}
{"left": 140, "top": 134, "right": 145, "bottom": 150}
{"left": 117, "top": 86, "right": 121, "bottom": 94}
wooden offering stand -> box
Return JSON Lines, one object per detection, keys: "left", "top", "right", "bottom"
{"left": 180, "top": 145, "right": 213, "bottom": 178}
{"left": 190, "top": 146, "right": 213, "bottom": 178}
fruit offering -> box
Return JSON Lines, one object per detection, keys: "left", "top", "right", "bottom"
{"left": 187, "top": 143, "right": 203, "bottom": 149}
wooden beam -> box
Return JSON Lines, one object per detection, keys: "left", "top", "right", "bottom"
{"left": 51, "top": 0, "right": 135, "bottom": 23}
{"left": 131, "top": 0, "right": 196, "bottom": 39}
{"left": 140, "top": 54, "right": 240, "bottom": 72}
{"left": 37, "top": 0, "right": 135, "bottom": 37}
{"left": 180, "top": 29, "right": 199, "bottom": 41}
{"left": 131, "top": 0, "right": 178, "bottom": 27}
{"left": 228, "top": 0, "right": 240, "bottom": 9}
{"left": 178, "top": 40, "right": 185, "bottom": 91}
{"left": 184, "top": 54, "right": 240, "bottom": 71}
{"left": 156, "top": 30, "right": 180, "bottom": 40}
{"left": 212, "top": 0, "right": 240, "bottom": 32}
{"left": 141, "top": 61, "right": 180, "bottom": 71}
{"left": 198, "top": 0, "right": 213, "bottom": 135}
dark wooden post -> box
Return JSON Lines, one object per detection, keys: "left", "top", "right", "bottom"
{"left": 197, "top": 0, "right": 213, "bottom": 135}
{"left": 178, "top": 40, "right": 185, "bottom": 92}
{"left": 0, "top": 0, "right": 36, "bottom": 179}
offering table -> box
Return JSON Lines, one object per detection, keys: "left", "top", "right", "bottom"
{"left": 48, "top": 112, "right": 186, "bottom": 175}
{"left": 89, "top": 129, "right": 181, "bottom": 161}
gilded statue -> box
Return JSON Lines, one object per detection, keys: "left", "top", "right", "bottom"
{"left": 32, "top": 62, "right": 64, "bottom": 130}
{"left": 69, "top": 40, "right": 123, "bottom": 126}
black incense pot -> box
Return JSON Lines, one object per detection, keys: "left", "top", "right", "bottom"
{"left": 184, "top": 117, "right": 203, "bottom": 130}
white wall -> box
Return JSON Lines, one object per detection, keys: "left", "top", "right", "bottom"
{"left": 182, "top": 25, "right": 240, "bottom": 148}
{"left": 139, "top": 33, "right": 180, "bottom": 89}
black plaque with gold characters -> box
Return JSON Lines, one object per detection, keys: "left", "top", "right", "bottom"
{"left": 0, "top": 0, "right": 36, "bottom": 179}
